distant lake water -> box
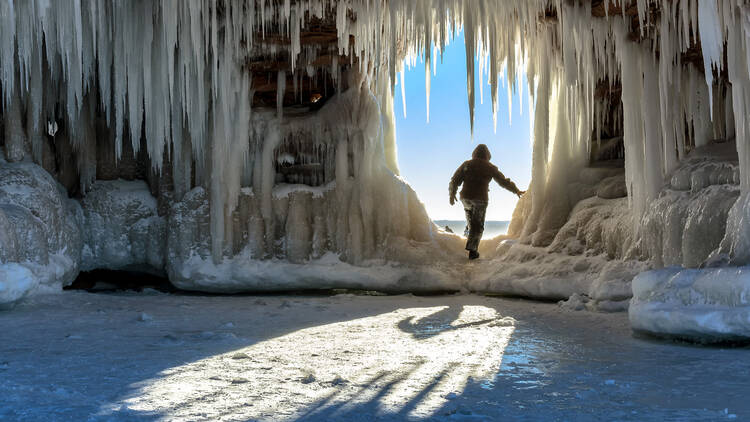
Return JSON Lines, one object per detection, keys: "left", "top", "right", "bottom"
{"left": 433, "top": 220, "right": 510, "bottom": 239}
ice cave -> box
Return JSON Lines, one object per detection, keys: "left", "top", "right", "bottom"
{"left": 2, "top": 0, "right": 750, "bottom": 344}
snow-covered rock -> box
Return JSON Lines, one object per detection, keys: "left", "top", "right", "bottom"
{"left": 630, "top": 267, "right": 750, "bottom": 341}
{"left": 548, "top": 196, "right": 635, "bottom": 260}
{"left": 0, "top": 264, "right": 37, "bottom": 308}
{"left": 80, "top": 180, "right": 165, "bottom": 273}
{"left": 471, "top": 243, "right": 646, "bottom": 304}
{"left": 640, "top": 146, "right": 741, "bottom": 269}
{"left": 475, "top": 182, "right": 645, "bottom": 306}
{"left": 0, "top": 160, "right": 81, "bottom": 305}
{"left": 0, "top": 161, "right": 81, "bottom": 261}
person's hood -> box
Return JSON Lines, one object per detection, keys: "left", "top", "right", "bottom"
{"left": 472, "top": 144, "right": 491, "bottom": 160}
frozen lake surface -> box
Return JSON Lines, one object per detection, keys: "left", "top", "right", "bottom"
{"left": 0, "top": 291, "right": 748, "bottom": 421}
{"left": 434, "top": 220, "right": 509, "bottom": 238}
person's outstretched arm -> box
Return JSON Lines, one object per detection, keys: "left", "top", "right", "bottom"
{"left": 448, "top": 163, "right": 466, "bottom": 205}
{"left": 492, "top": 167, "right": 524, "bottom": 197}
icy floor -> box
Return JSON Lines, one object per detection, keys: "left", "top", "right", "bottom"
{"left": 1, "top": 292, "right": 748, "bottom": 421}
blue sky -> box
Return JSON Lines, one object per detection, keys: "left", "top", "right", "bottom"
{"left": 394, "top": 32, "right": 532, "bottom": 221}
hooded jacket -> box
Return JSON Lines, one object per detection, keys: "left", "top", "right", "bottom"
{"left": 449, "top": 144, "right": 522, "bottom": 202}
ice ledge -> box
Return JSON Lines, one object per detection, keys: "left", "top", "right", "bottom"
{"left": 630, "top": 267, "right": 750, "bottom": 341}
{"left": 271, "top": 182, "right": 336, "bottom": 199}
{"left": 168, "top": 251, "right": 464, "bottom": 294}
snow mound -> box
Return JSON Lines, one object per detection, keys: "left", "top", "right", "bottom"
{"left": 471, "top": 243, "right": 646, "bottom": 302}
{"left": 80, "top": 180, "right": 165, "bottom": 273}
{"left": 630, "top": 267, "right": 750, "bottom": 341}
{"left": 474, "top": 186, "right": 646, "bottom": 303}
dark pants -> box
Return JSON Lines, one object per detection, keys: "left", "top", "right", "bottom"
{"left": 462, "top": 198, "right": 487, "bottom": 252}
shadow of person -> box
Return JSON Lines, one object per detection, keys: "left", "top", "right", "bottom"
{"left": 397, "top": 305, "right": 497, "bottom": 339}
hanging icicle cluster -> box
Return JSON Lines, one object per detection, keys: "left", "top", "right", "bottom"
{"left": 3, "top": 0, "right": 750, "bottom": 259}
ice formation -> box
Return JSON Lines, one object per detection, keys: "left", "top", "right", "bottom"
{"left": 0, "top": 153, "right": 80, "bottom": 305}
{"left": 80, "top": 180, "right": 165, "bottom": 273}
{"left": 2, "top": 0, "right": 750, "bottom": 338}
{"left": 630, "top": 267, "right": 750, "bottom": 340}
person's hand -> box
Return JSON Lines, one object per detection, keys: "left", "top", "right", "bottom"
{"left": 449, "top": 195, "right": 456, "bottom": 205}
{"left": 516, "top": 190, "right": 525, "bottom": 198}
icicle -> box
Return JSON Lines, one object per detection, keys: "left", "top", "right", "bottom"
{"left": 290, "top": 9, "right": 300, "bottom": 72}
{"left": 697, "top": 0, "right": 723, "bottom": 119}
{"left": 425, "top": 33, "right": 431, "bottom": 122}
{"left": 464, "top": 4, "right": 476, "bottom": 136}
{"left": 3, "top": 91, "right": 26, "bottom": 162}
{"left": 10, "top": 0, "right": 744, "bottom": 264}
{"left": 400, "top": 65, "right": 407, "bottom": 118}
{"left": 277, "top": 70, "right": 286, "bottom": 120}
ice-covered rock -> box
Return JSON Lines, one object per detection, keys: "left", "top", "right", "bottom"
{"left": 473, "top": 185, "right": 646, "bottom": 303}
{"left": 1, "top": 204, "right": 49, "bottom": 264}
{"left": 167, "top": 181, "right": 466, "bottom": 293}
{"left": 548, "top": 196, "right": 635, "bottom": 260}
{"left": 641, "top": 148, "right": 741, "bottom": 268}
{"left": 80, "top": 180, "right": 165, "bottom": 273}
{"left": 630, "top": 267, "right": 750, "bottom": 341}
{"left": 0, "top": 160, "right": 81, "bottom": 305}
{"left": 165, "top": 187, "right": 211, "bottom": 275}
{"left": 596, "top": 175, "right": 627, "bottom": 199}
{"left": 0, "top": 263, "right": 37, "bottom": 308}
{"left": 168, "top": 250, "right": 463, "bottom": 293}
{"left": 0, "top": 206, "right": 19, "bottom": 263}
{"left": 470, "top": 243, "right": 646, "bottom": 302}
{"left": 0, "top": 161, "right": 81, "bottom": 261}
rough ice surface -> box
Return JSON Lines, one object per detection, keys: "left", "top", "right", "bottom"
{"left": 80, "top": 180, "right": 165, "bottom": 273}
{"left": 630, "top": 267, "right": 750, "bottom": 341}
{"left": 641, "top": 142, "right": 741, "bottom": 269}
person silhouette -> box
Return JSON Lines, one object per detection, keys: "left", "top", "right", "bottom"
{"left": 448, "top": 144, "right": 524, "bottom": 260}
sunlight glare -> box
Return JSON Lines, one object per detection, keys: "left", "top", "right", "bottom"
{"left": 106, "top": 305, "right": 515, "bottom": 420}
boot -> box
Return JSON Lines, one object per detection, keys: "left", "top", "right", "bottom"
{"left": 469, "top": 250, "right": 480, "bottom": 260}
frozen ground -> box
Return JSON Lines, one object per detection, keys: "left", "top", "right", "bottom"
{"left": 0, "top": 292, "right": 748, "bottom": 421}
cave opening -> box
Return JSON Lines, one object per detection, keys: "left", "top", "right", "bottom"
{"left": 394, "top": 31, "right": 533, "bottom": 239}
{"left": 66, "top": 269, "right": 176, "bottom": 293}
